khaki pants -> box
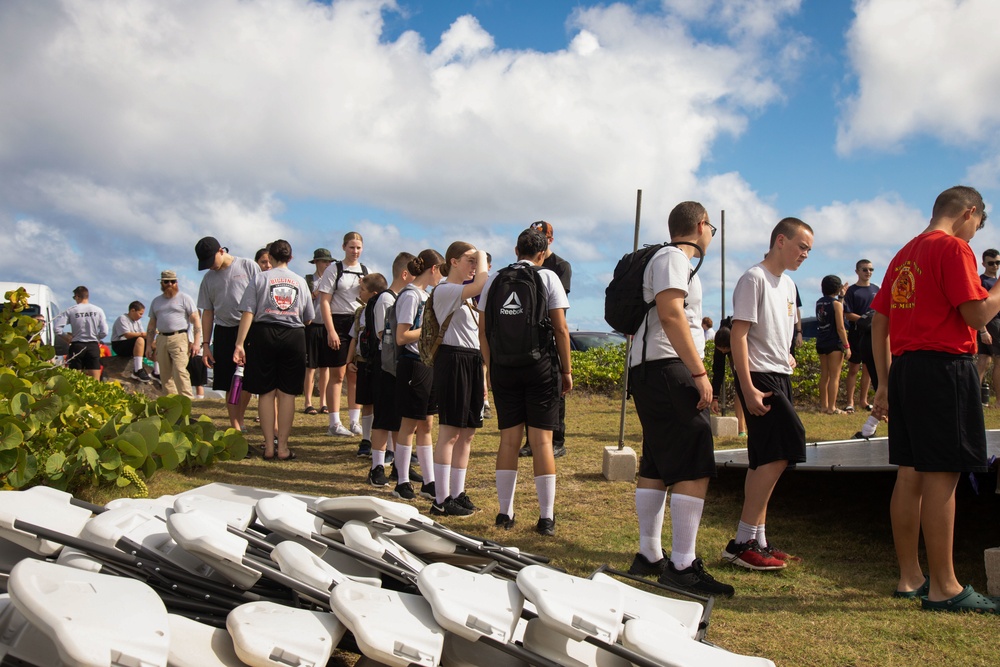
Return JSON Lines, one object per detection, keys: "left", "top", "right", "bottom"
{"left": 157, "top": 333, "right": 193, "bottom": 398}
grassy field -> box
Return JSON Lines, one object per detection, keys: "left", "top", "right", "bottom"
{"left": 112, "top": 392, "right": 1000, "bottom": 667}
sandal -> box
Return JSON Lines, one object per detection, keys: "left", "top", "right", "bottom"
{"left": 303, "top": 406, "right": 318, "bottom": 415}
{"left": 276, "top": 450, "right": 297, "bottom": 461}
{"left": 319, "top": 405, "right": 330, "bottom": 414}
{"left": 921, "top": 585, "right": 997, "bottom": 613}
{"left": 844, "top": 405, "right": 855, "bottom": 414}
{"left": 893, "top": 575, "right": 930, "bottom": 599}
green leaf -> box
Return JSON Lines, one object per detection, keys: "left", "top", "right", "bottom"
{"left": 10, "top": 392, "right": 32, "bottom": 415}
{"left": 6, "top": 449, "right": 37, "bottom": 488}
{"left": 114, "top": 432, "right": 148, "bottom": 468}
{"left": 0, "top": 422, "right": 23, "bottom": 450}
{"left": 46, "top": 374, "right": 73, "bottom": 397}
{"left": 124, "top": 417, "right": 161, "bottom": 453}
{"left": 98, "top": 447, "right": 122, "bottom": 470}
{"left": 44, "top": 452, "right": 66, "bottom": 475}
{"left": 0, "top": 449, "right": 18, "bottom": 473}
{"left": 152, "top": 439, "right": 180, "bottom": 470}
{"left": 155, "top": 395, "right": 186, "bottom": 425}
{"left": 81, "top": 446, "right": 99, "bottom": 470}
{"left": 29, "top": 395, "right": 62, "bottom": 423}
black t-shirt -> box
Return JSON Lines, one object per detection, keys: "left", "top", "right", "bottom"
{"left": 543, "top": 252, "right": 572, "bottom": 295}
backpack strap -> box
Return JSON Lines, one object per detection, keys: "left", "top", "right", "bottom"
{"left": 332, "top": 261, "right": 368, "bottom": 292}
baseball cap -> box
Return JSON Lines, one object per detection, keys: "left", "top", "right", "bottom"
{"left": 195, "top": 236, "right": 222, "bottom": 270}
{"left": 530, "top": 221, "right": 554, "bottom": 237}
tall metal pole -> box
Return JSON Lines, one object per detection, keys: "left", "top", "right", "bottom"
{"left": 720, "top": 210, "right": 727, "bottom": 416}
{"left": 617, "top": 189, "right": 642, "bottom": 449}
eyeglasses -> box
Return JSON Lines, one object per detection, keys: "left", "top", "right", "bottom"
{"left": 704, "top": 220, "right": 717, "bottom": 237}
{"left": 161, "top": 280, "right": 177, "bottom": 285}
{"left": 987, "top": 261, "right": 1000, "bottom": 267}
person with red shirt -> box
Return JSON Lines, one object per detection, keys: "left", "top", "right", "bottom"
{"left": 871, "top": 185, "right": 1000, "bottom": 613}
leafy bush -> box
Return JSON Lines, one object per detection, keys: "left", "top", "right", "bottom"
{"left": 0, "top": 287, "right": 247, "bottom": 494}
{"left": 571, "top": 343, "right": 627, "bottom": 396}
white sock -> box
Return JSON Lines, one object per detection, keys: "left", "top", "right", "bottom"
{"left": 534, "top": 474, "right": 556, "bottom": 520}
{"left": 133, "top": 356, "right": 142, "bottom": 372}
{"left": 861, "top": 415, "right": 879, "bottom": 437}
{"left": 387, "top": 433, "right": 395, "bottom": 452}
{"left": 349, "top": 408, "right": 361, "bottom": 425}
{"left": 361, "top": 414, "right": 373, "bottom": 440}
{"left": 433, "top": 464, "right": 451, "bottom": 503}
{"left": 371, "top": 450, "right": 385, "bottom": 468}
{"left": 394, "top": 445, "right": 412, "bottom": 484}
{"left": 329, "top": 413, "right": 341, "bottom": 427}
{"left": 496, "top": 470, "right": 518, "bottom": 517}
{"left": 635, "top": 488, "right": 667, "bottom": 563}
{"left": 735, "top": 520, "right": 757, "bottom": 545}
{"left": 669, "top": 494, "right": 704, "bottom": 570}
{"left": 153, "top": 362, "right": 160, "bottom": 374}
{"left": 756, "top": 524, "right": 768, "bottom": 549}
{"left": 450, "top": 468, "right": 467, "bottom": 497}
{"left": 416, "top": 446, "right": 435, "bottom": 483}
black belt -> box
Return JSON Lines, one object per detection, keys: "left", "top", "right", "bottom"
{"left": 160, "top": 330, "right": 187, "bottom": 336}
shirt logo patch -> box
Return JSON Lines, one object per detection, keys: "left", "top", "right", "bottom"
{"left": 891, "top": 261, "right": 916, "bottom": 309}
{"left": 270, "top": 285, "right": 298, "bottom": 311}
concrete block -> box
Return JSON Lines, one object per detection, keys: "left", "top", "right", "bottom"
{"left": 602, "top": 446, "right": 637, "bottom": 482}
{"left": 711, "top": 415, "right": 739, "bottom": 438}
{"left": 986, "top": 547, "right": 1000, "bottom": 597}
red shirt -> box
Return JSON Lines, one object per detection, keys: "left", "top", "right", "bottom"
{"left": 871, "top": 230, "right": 987, "bottom": 355}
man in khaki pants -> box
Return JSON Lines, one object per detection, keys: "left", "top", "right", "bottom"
{"left": 146, "top": 270, "right": 201, "bottom": 398}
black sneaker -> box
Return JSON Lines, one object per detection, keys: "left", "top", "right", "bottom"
{"left": 495, "top": 513, "right": 516, "bottom": 530}
{"left": 430, "top": 497, "right": 474, "bottom": 517}
{"left": 453, "top": 492, "right": 477, "bottom": 512}
{"left": 518, "top": 444, "right": 532, "bottom": 458}
{"left": 535, "top": 517, "right": 556, "bottom": 536}
{"left": 385, "top": 450, "right": 395, "bottom": 466}
{"left": 628, "top": 550, "right": 668, "bottom": 577}
{"left": 131, "top": 368, "right": 153, "bottom": 384}
{"left": 552, "top": 444, "right": 567, "bottom": 458}
{"left": 659, "top": 558, "right": 735, "bottom": 598}
{"left": 388, "top": 464, "right": 423, "bottom": 483}
{"left": 367, "top": 465, "right": 388, "bottom": 487}
{"left": 419, "top": 481, "right": 436, "bottom": 500}
{"left": 357, "top": 440, "right": 372, "bottom": 457}
{"left": 392, "top": 482, "right": 415, "bottom": 500}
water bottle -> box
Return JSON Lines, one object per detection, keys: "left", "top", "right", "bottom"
{"left": 228, "top": 366, "right": 244, "bottom": 405}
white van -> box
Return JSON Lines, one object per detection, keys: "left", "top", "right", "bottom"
{"left": 0, "top": 282, "right": 66, "bottom": 353}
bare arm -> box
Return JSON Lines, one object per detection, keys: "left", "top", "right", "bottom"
{"left": 550, "top": 308, "right": 573, "bottom": 395}
{"left": 655, "top": 288, "right": 710, "bottom": 409}
{"left": 201, "top": 310, "right": 215, "bottom": 366}
{"left": 460, "top": 251, "right": 490, "bottom": 301}
{"left": 145, "top": 315, "right": 157, "bottom": 359}
{"left": 730, "top": 319, "right": 771, "bottom": 416}
{"left": 233, "top": 311, "right": 254, "bottom": 365}
{"left": 320, "top": 292, "right": 340, "bottom": 349}
{"left": 957, "top": 282, "right": 1000, "bottom": 330}
{"left": 871, "top": 312, "right": 890, "bottom": 422}
{"left": 833, "top": 300, "right": 850, "bottom": 349}
{"left": 188, "top": 311, "right": 202, "bottom": 357}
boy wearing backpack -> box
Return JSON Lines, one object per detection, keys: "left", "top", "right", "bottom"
{"left": 624, "top": 201, "right": 734, "bottom": 597}
{"left": 347, "top": 273, "right": 387, "bottom": 459}
{"left": 478, "top": 228, "right": 572, "bottom": 536}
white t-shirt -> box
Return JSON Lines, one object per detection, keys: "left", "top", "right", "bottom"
{"left": 316, "top": 261, "right": 367, "bottom": 315}
{"left": 628, "top": 246, "right": 703, "bottom": 368}
{"left": 431, "top": 282, "right": 480, "bottom": 349}
{"left": 373, "top": 290, "right": 396, "bottom": 349}
{"left": 111, "top": 314, "right": 143, "bottom": 342}
{"left": 197, "top": 256, "right": 260, "bottom": 328}
{"left": 732, "top": 263, "right": 797, "bottom": 375}
{"left": 395, "top": 285, "right": 428, "bottom": 355}
{"left": 477, "top": 261, "right": 570, "bottom": 315}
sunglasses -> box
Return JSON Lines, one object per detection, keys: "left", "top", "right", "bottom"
{"left": 161, "top": 280, "right": 177, "bottom": 285}
{"left": 988, "top": 261, "right": 1000, "bottom": 267}
{"left": 860, "top": 268, "right": 874, "bottom": 272}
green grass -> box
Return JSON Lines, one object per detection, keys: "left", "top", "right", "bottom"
{"left": 103, "top": 393, "right": 1000, "bottom": 667}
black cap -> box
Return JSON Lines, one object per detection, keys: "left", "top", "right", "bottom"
{"left": 195, "top": 236, "right": 222, "bottom": 271}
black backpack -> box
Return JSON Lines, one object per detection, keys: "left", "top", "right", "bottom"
{"left": 485, "top": 264, "right": 553, "bottom": 367}
{"left": 381, "top": 286, "right": 423, "bottom": 375}
{"left": 358, "top": 289, "right": 393, "bottom": 361}
{"left": 332, "top": 261, "right": 369, "bottom": 292}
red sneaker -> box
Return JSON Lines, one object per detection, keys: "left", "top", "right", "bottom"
{"left": 721, "top": 539, "right": 786, "bottom": 571}
{"left": 760, "top": 542, "right": 802, "bottom": 563}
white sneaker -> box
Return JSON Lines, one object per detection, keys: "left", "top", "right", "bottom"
{"left": 327, "top": 423, "right": 354, "bottom": 437}
{"left": 349, "top": 422, "right": 363, "bottom": 435}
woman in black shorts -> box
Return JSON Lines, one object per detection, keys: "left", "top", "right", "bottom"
{"left": 427, "top": 242, "right": 489, "bottom": 516}
{"left": 234, "top": 240, "right": 315, "bottom": 461}
{"left": 815, "top": 275, "right": 850, "bottom": 414}
{"left": 318, "top": 232, "right": 368, "bottom": 437}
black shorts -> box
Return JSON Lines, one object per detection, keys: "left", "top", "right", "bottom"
{"left": 355, "top": 360, "right": 375, "bottom": 405}
{"left": 328, "top": 314, "right": 355, "bottom": 368}
{"left": 847, "top": 331, "right": 865, "bottom": 364}
{"left": 887, "top": 352, "right": 987, "bottom": 473}
{"left": 433, "top": 345, "right": 485, "bottom": 429}
{"left": 395, "top": 354, "right": 438, "bottom": 420}
{"left": 68, "top": 341, "right": 101, "bottom": 370}
{"left": 490, "top": 354, "right": 561, "bottom": 431}
{"left": 306, "top": 323, "right": 337, "bottom": 369}
{"left": 631, "top": 359, "right": 716, "bottom": 486}
{"left": 211, "top": 325, "right": 239, "bottom": 391}
{"left": 111, "top": 339, "right": 137, "bottom": 357}
{"left": 733, "top": 372, "right": 806, "bottom": 469}
{"left": 977, "top": 319, "right": 1000, "bottom": 356}
{"left": 372, "top": 361, "right": 401, "bottom": 432}
{"left": 816, "top": 340, "right": 845, "bottom": 356}
{"left": 243, "top": 323, "right": 307, "bottom": 396}
{"left": 187, "top": 355, "right": 208, "bottom": 387}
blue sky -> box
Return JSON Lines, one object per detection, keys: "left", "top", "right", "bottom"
{"left": 3, "top": 0, "right": 1000, "bottom": 331}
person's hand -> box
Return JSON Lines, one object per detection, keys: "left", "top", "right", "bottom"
{"left": 327, "top": 332, "right": 340, "bottom": 349}
{"left": 694, "top": 374, "right": 712, "bottom": 410}
{"left": 188, "top": 342, "right": 197, "bottom": 358}
{"left": 982, "top": 331, "right": 993, "bottom": 346}
{"left": 348, "top": 361, "right": 357, "bottom": 372}
{"left": 794, "top": 331, "right": 803, "bottom": 348}
{"left": 743, "top": 386, "right": 773, "bottom": 416}
{"left": 789, "top": 354, "right": 797, "bottom": 370}
{"left": 710, "top": 398, "right": 721, "bottom": 415}
{"left": 233, "top": 345, "right": 246, "bottom": 366}
{"left": 561, "top": 372, "right": 573, "bottom": 396}
{"left": 203, "top": 347, "right": 215, "bottom": 368}
{"left": 872, "top": 386, "right": 889, "bottom": 422}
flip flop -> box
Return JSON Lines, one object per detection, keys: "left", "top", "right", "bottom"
{"left": 276, "top": 450, "right": 297, "bottom": 462}
{"left": 303, "top": 406, "right": 318, "bottom": 415}
{"left": 921, "top": 585, "right": 997, "bottom": 613}
{"left": 893, "top": 575, "right": 929, "bottom": 599}
{"left": 844, "top": 405, "right": 855, "bottom": 414}
{"left": 319, "top": 406, "right": 330, "bottom": 414}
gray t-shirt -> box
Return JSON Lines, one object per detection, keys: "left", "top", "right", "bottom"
{"left": 238, "top": 267, "right": 315, "bottom": 328}
{"left": 732, "top": 263, "right": 797, "bottom": 375}
{"left": 111, "top": 314, "right": 143, "bottom": 342}
{"left": 53, "top": 303, "right": 108, "bottom": 343}
{"left": 149, "top": 292, "right": 198, "bottom": 334}
{"left": 395, "top": 285, "right": 429, "bottom": 355}
{"left": 431, "top": 282, "right": 480, "bottom": 349}
{"left": 197, "top": 256, "right": 260, "bottom": 328}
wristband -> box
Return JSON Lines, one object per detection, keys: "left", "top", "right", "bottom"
{"left": 691, "top": 371, "right": 707, "bottom": 378}
{"left": 562, "top": 370, "right": 572, "bottom": 375}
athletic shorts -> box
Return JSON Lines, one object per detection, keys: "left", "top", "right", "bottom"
{"left": 306, "top": 323, "right": 337, "bottom": 369}
{"left": 372, "top": 361, "right": 401, "bottom": 432}
{"left": 355, "top": 360, "right": 375, "bottom": 406}
{"left": 887, "top": 352, "right": 987, "bottom": 473}
{"left": 395, "top": 354, "right": 438, "bottom": 420}
{"left": 490, "top": 354, "right": 561, "bottom": 431}
{"left": 816, "top": 340, "right": 845, "bottom": 356}
{"left": 68, "top": 341, "right": 101, "bottom": 370}
{"left": 733, "top": 371, "right": 806, "bottom": 469}
{"left": 328, "top": 314, "right": 354, "bottom": 368}
{"left": 847, "top": 331, "right": 864, "bottom": 364}
{"left": 433, "top": 345, "right": 485, "bottom": 429}
{"left": 211, "top": 325, "right": 239, "bottom": 391}
{"left": 243, "top": 323, "right": 306, "bottom": 397}
{"left": 111, "top": 339, "right": 137, "bottom": 357}
{"left": 187, "top": 354, "right": 208, "bottom": 387}
{"left": 631, "top": 359, "right": 716, "bottom": 486}
{"left": 977, "top": 319, "right": 1000, "bottom": 356}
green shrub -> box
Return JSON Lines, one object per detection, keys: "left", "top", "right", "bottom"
{"left": 0, "top": 287, "right": 247, "bottom": 494}
{"left": 571, "top": 342, "right": 627, "bottom": 396}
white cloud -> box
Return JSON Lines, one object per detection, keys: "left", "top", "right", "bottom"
{"left": 838, "top": 0, "right": 1000, "bottom": 154}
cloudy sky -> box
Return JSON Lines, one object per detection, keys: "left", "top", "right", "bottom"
{"left": 3, "top": 0, "right": 1000, "bottom": 330}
